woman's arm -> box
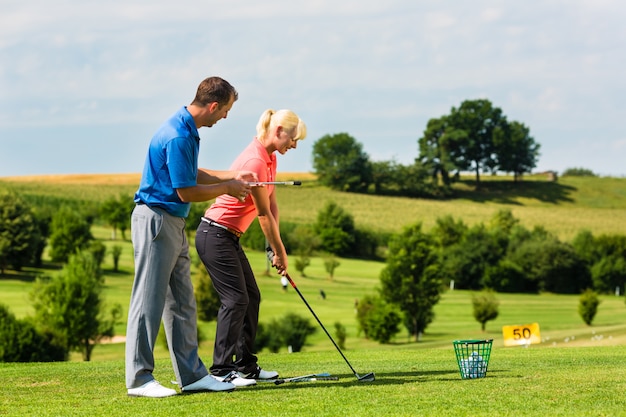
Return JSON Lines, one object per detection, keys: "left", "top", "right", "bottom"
{"left": 252, "top": 186, "right": 288, "bottom": 274}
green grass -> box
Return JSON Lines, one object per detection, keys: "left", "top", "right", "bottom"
{"left": 2, "top": 173, "right": 626, "bottom": 241}
{"left": 2, "top": 173, "right": 626, "bottom": 415}
{"left": 2, "top": 346, "right": 626, "bottom": 416}
{"left": 273, "top": 175, "right": 626, "bottom": 241}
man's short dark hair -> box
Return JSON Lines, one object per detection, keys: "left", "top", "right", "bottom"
{"left": 192, "top": 76, "right": 238, "bottom": 107}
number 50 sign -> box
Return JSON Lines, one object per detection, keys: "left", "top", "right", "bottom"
{"left": 502, "top": 323, "right": 541, "bottom": 346}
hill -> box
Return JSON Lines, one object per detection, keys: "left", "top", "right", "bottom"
{"left": 2, "top": 172, "right": 626, "bottom": 241}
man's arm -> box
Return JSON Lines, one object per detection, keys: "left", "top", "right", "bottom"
{"left": 197, "top": 168, "right": 256, "bottom": 184}
{"left": 176, "top": 170, "right": 258, "bottom": 203}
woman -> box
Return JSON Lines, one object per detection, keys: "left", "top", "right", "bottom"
{"left": 195, "top": 109, "right": 306, "bottom": 386}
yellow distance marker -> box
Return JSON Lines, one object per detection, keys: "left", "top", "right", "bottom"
{"left": 502, "top": 323, "right": 541, "bottom": 347}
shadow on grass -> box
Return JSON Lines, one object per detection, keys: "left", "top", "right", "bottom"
{"left": 253, "top": 369, "right": 483, "bottom": 390}
{"left": 451, "top": 179, "right": 577, "bottom": 205}
{"left": 0, "top": 263, "right": 61, "bottom": 282}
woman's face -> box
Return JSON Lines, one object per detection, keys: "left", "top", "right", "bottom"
{"left": 275, "top": 126, "right": 299, "bottom": 155}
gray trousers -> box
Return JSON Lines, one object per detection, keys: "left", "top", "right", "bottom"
{"left": 125, "top": 204, "right": 208, "bottom": 389}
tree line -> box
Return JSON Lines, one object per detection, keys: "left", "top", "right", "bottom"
{"left": 312, "top": 98, "right": 541, "bottom": 196}
{"left": 356, "top": 209, "right": 626, "bottom": 343}
{"left": 0, "top": 192, "right": 127, "bottom": 362}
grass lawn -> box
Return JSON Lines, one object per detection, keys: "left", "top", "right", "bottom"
{"left": 1, "top": 173, "right": 626, "bottom": 415}
{"left": 2, "top": 345, "right": 626, "bottom": 416}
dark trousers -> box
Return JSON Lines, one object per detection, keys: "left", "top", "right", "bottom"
{"left": 195, "top": 222, "right": 260, "bottom": 376}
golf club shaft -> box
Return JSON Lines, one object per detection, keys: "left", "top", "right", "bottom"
{"left": 247, "top": 181, "right": 301, "bottom": 186}
{"left": 284, "top": 272, "right": 360, "bottom": 377}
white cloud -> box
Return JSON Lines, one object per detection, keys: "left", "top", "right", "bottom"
{"left": 1, "top": 0, "right": 625, "bottom": 176}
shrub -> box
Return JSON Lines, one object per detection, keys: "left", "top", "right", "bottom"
{"left": 279, "top": 313, "right": 317, "bottom": 352}
{"left": 334, "top": 322, "right": 347, "bottom": 350}
{"left": 356, "top": 295, "right": 402, "bottom": 344}
{"left": 0, "top": 304, "right": 67, "bottom": 362}
{"left": 257, "top": 313, "right": 317, "bottom": 353}
{"left": 472, "top": 290, "right": 500, "bottom": 331}
{"left": 591, "top": 255, "right": 626, "bottom": 294}
{"left": 48, "top": 206, "right": 93, "bottom": 263}
{"left": 579, "top": 289, "right": 600, "bottom": 325}
{"left": 508, "top": 238, "right": 591, "bottom": 294}
{"left": 323, "top": 254, "right": 340, "bottom": 280}
{"left": 562, "top": 167, "right": 597, "bottom": 177}
{"left": 483, "top": 260, "right": 530, "bottom": 293}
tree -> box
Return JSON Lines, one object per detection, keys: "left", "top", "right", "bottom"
{"left": 99, "top": 194, "right": 134, "bottom": 240}
{"left": 371, "top": 160, "right": 398, "bottom": 194}
{"left": 391, "top": 162, "right": 433, "bottom": 197}
{"left": 111, "top": 245, "right": 123, "bottom": 272}
{"left": 323, "top": 254, "right": 340, "bottom": 280}
{"left": 30, "top": 251, "right": 122, "bottom": 361}
{"left": 430, "top": 215, "right": 467, "bottom": 249}
{"left": 418, "top": 116, "right": 455, "bottom": 185}
{"left": 312, "top": 133, "right": 373, "bottom": 192}
{"left": 289, "top": 224, "right": 320, "bottom": 277}
{"left": 579, "top": 289, "right": 600, "bottom": 325}
{"left": 379, "top": 223, "right": 442, "bottom": 341}
{"left": 439, "top": 224, "right": 506, "bottom": 290}
{"left": 493, "top": 121, "right": 540, "bottom": 181}
{"left": 446, "top": 99, "right": 505, "bottom": 184}
{"left": 472, "top": 291, "right": 500, "bottom": 331}
{"left": 508, "top": 238, "right": 591, "bottom": 294}
{"left": 0, "top": 192, "right": 43, "bottom": 273}
{"left": 48, "top": 206, "right": 93, "bottom": 263}
{"left": 314, "top": 201, "right": 355, "bottom": 257}
{"left": 591, "top": 255, "right": 626, "bottom": 294}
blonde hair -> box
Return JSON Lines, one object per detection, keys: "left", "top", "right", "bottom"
{"left": 255, "top": 109, "right": 307, "bottom": 142}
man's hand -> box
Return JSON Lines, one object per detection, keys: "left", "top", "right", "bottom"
{"left": 235, "top": 171, "right": 258, "bottom": 183}
{"left": 226, "top": 180, "right": 252, "bottom": 202}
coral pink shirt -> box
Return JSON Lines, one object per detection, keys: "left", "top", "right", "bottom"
{"left": 205, "top": 138, "right": 276, "bottom": 233}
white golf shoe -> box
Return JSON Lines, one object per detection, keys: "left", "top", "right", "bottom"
{"left": 181, "top": 374, "right": 235, "bottom": 393}
{"left": 238, "top": 366, "right": 279, "bottom": 380}
{"left": 127, "top": 380, "right": 177, "bottom": 398}
{"left": 214, "top": 371, "right": 257, "bottom": 387}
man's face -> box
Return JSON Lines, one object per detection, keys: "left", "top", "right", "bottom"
{"left": 206, "top": 95, "right": 235, "bottom": 127}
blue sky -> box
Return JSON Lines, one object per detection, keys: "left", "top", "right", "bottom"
{"left": 1, "top": 0, "right": 624, "bottom": 177}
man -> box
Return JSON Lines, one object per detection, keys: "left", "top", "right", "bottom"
{"left": 126, "top": 76, "right": 258, "bottom": 398}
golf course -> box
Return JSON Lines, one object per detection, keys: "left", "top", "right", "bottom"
{"left": 1, "top": 173, "right": 625, "bottom": 416}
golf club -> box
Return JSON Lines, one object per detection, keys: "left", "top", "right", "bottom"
{"left": 266, "top": 247, "right": 375, "bottom": 383}
{"left": 248, "top": 181, "right": 302, "bottom": 186}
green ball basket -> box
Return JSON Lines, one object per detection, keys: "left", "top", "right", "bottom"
{"left": 453, "top": 339, "right": 493, "bottom": 379}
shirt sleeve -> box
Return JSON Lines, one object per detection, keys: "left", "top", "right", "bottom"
{"left": 166, "top": 137, "right": 198, "bottom": 189}
{"left": 238, "top": 157, "right": 269, "bottom": 182}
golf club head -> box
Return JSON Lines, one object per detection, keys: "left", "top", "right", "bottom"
{"left": 357, "top": 372, "right": 375, "bottom": 382}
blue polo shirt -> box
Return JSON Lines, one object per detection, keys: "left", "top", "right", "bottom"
{"left": 134, "top": 106, "right": 199, "bottom": 218}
